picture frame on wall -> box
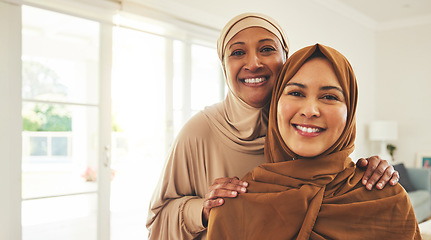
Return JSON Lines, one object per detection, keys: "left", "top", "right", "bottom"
{"left": 416, "top": 152, "right": 431, "bottom": 169}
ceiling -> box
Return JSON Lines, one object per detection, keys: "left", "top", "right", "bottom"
{"left": 336, "top": 0, "right": 431, "bottom": 22}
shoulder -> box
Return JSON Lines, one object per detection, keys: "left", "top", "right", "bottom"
{"left": 177, "top": 111, "right": 212, "bottom": 140}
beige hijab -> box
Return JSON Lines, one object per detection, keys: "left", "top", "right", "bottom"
{"left": 203, "top": 13, "right": 289, "bottom": 154}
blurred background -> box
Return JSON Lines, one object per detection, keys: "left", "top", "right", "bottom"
{"left": 1, "top": 0, "right": 430, "bottom": 239}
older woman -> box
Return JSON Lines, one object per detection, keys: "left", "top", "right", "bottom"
{"left": 147, "top": 13, "right": 399, "bottom": 240}
{"left": 207, "top": 44, "right": 420, "bottom": 239}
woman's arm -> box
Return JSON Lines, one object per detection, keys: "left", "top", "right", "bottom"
{"left": 146, "top": 121, "right": 208, "bottom": 239}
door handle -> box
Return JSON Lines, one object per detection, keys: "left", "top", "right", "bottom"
{"left": 104, "top": 145, "right": 111, "bottom": 167}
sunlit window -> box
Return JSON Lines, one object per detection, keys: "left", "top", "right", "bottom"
{"left": 21, "top": 4, "right": 223, "bottom": 240}
{"left": 110, "top": 26, "right": 223, "bottom": 238}
{"left": 21, "top": 6, "right": 99, "bottom": 240}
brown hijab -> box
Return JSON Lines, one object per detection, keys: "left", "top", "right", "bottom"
{"left": 207, "top": 44, "right": 420, "bottom": 240}
{"left": 265, "top": 43, "right": 357, "bottom": 163}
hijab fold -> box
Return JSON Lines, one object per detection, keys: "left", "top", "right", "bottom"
{"left": 207, "top": 44, "right": 420, "bottom": 239}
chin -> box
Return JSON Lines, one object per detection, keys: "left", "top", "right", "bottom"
{"left": 293, "top": 150, "right": 322, "bottom": 158}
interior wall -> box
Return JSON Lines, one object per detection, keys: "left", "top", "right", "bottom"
{"left": 0, "top": 1, "right": 22, "bottom": 239}
{"left": 133, "top": 0, "right": 377, "bottom": 160}
{"left": 376, "top": 23, "right": 431, "bottom": 166}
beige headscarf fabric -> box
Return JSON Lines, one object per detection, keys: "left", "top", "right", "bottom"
{"left": 217, "top": 12, "right": 289, "bottom": 65}
{"left": 204, "top": 12, "right": 289, "bottom": 154}
{"left": 146, "top": 13, "right": 289, "bottom": 239}
{"left": 207, "top": 44, "right": 420, "bottom": 239}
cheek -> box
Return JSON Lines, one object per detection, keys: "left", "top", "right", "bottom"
{"left": 270, "top": 57, "right": 284, "bottom": 76}
{"left": 277, "top": 98, "right": 294, "bottom": 130}
{"left": 224, "top": 60, "right": 240, "bottom": 88}
{"left": 331, "top": 106, "right": 348, "bottom": 134}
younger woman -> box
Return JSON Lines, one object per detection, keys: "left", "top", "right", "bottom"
{"left": 207, "top": 44, "right": 420, "bottom": 239}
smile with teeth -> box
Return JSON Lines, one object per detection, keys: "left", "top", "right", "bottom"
{"left": 294, "top": 124, "right": 323, "bottom": 133}
{"left": 243, "top": 77, "right": 266, "bottom": 83}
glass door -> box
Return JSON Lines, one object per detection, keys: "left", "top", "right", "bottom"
{"left": 21, "top": 6, "right": 110, "bottom": 240}
{"left": 110, "top": 24, "right": 223, "bottom": 239}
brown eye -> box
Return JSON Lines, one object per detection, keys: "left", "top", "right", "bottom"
{"left": 230, "top": 50, "right": 245, "bottom": 56}
{"left": 323, "top": 95, "right": 337, "bottom": 100}
{"left": 261, "top": 46, "right": 275, "bottom": 53}
{"left": 288, "top": 91, "right": 303, "bottom": 97}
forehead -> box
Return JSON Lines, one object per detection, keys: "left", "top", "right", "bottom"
{"left": 292, "top": 57, "right": 338, "bottom": 84}
{"left": 226, "top": 27, "right": 279, "bottom": 46}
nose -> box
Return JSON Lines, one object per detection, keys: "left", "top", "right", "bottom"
{"left": 244, "top": 52, "right": 263, "bottom": 72}
{"left": 300, "top": 99, "right": 320, "bottom": 118}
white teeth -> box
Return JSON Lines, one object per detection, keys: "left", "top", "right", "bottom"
{"left": 296, "top": 125, "right": 320, "bottom": 133}
{"left": 244, "top": 77, "right": 265, "bottom": 83}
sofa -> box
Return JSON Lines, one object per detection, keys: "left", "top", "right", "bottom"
{"left": 394, "top": 164, "right": 431, "bottom": 223}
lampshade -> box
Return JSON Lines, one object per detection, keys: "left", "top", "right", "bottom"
{"left": 368, "top": 121, "right": 398, "bottom": 141}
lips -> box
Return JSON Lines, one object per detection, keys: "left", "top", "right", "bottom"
{"left": 293, "top": 124, "right": 324, "bottom": 136}
{"left": 243, "top": 77, "right": 266, "bottom": 84}
{"left": 241, "top": 77, "right": 268, "bottom": 87}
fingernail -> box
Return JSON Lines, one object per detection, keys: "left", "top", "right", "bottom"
{"left": 231, "top": 191, "right": 237, "bottom": 196}
{"left": 242, "top": 182, "right": 248, "bottom": 187}
{"left": 367, "top": 184, "right": 372, "bottom": 190}
{"left": 241, "top": 187, "right": 246, "bottom": 192}
{"left": 377, "top": 183, "right": 383, "bottom": 189}
{"left": 362, "top": 179, "right": 367, "bottom": 185}
{"left": 219, "top": 199, "right": 223, "bottom": 204}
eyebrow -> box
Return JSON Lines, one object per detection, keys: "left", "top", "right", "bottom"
{"left": 228, "top": 38, "right": 277, "bottom": 50}
{"left": 285, "top": 82, "right": 344, "bottom": 94}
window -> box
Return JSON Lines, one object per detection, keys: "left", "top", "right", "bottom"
{"left": 20, "top": 3, "right": 223, "bottom": 239}
{"left": 110, "top": 23, "right": 223, "bottom": 238}
{"left": 21, "top": 6, "right": 100, "bottom": 239}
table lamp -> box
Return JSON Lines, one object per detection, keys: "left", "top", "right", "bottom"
{"left": 368, "top": 121, "right": 398, "bottom": 162}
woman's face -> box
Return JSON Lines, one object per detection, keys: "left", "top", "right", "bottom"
{"left": 277, "top": 57, "right": 347, "bottom": 158}
{"left": 224, "top": 27, "right": 285, "bottom": 108}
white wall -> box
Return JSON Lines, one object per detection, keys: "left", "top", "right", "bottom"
{"left": 0, "top": 1, "right": 22, "bottom": 239}
{"left": 134, "top": 0, "right": 377, "bottom": 159}
{"left": 146, "top": 0, "right": 431, "bottom": 165}
{"left": 376, "top": 23, "right": 431, "bottom": 166}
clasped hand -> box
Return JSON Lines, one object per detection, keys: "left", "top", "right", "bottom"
{"left": 202, "top": 177, "right": 247, "bottom": 226}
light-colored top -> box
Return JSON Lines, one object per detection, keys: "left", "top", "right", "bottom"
{"left": 146, "top": 12, "right": 289, "bottom": 239}
{"left": 146, "top": 93, "right": 268, "bottom": 239}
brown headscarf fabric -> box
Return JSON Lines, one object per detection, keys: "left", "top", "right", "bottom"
{"left": 146, "top": 13, "right": 289, "bottom": 239}
{"left": 207, "top": 44, "right": 421, "bottom": 239}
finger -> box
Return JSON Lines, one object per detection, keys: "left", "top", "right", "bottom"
{"left": 207, "top": 188, "right": 241, "bottom": 200}
{"left": 361, "top": 156, "right": 380, "bottom": 186}
{"left": 211, "top": 178, "right": 248, "bottom": 193}
{"left": 356, "top": 158, "right": 368, "bottom": 168}
{"left": 202, "top": 198, "right": 224, "bottom": 224}
{"left": 203, "top": 198, "right": 224, "bottom": 210}
{"left": 389, "top": 170, "right": 400, "bottom": 185}
{"left": 375, "top": 166, "right": 394, "bottom": 189}
{"left": 365, "top": 159, "right": 389, "bottom": 190}
{"left": 215, "top": 177, "right": 248, "bottom": 188}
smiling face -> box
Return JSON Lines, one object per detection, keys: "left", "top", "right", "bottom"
{"left": 277, "top": 57, "right": 347, "bottom": 158}
{"left": 224, "top": 27, "right": 285, "bottom": 108}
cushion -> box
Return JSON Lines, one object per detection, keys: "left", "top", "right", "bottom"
{"left": 407, "top": 190, "right": 430, "bottom": 206}
{"left": 394, "top": 163, "right": 417, "bottom": 192}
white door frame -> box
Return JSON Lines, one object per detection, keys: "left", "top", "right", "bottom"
{"left": 0, "top": 1, "right": 22, "bottom": 239}
{"left": 98, "top": 22, "right": 113, "bottom": 240}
